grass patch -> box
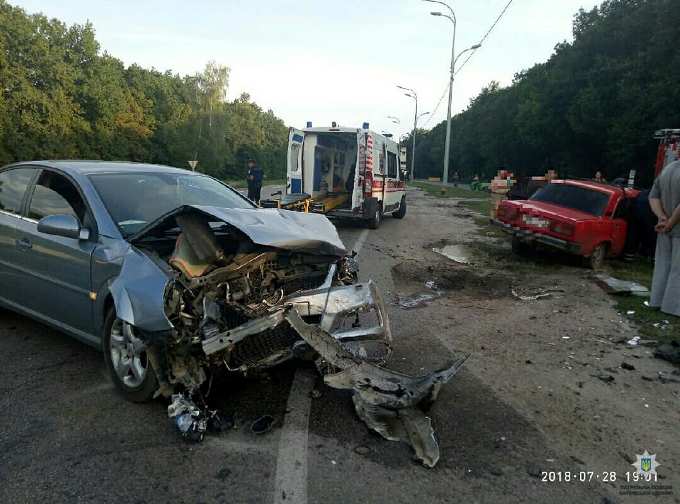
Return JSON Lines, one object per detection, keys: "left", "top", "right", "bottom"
{"left": 605, "top": 257, "right": 654, "bottom": 286}
{"left": 603, "top": 257, "right": 678, "bottom": 344}
{"left": 411, "top": 180, "right": 483, "bottom": 199}
{"left": 461, "top": 198, "right": 491, "bottom": 217}
{"left": 614, "top": 296, "right": 678, "bottom": 344}
{"left": 412, "top": 180, "right": 492, "bottom": 219}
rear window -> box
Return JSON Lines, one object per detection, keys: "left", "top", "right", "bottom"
{"left": 0, "top": 168, "right": 34, "bottom": 215}
{"left": 530, "top": 184, "right": 610, "bottom": 216}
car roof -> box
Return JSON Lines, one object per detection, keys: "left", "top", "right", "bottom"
{"left": 552, "top": 179, "right": 621, "bottom": 196}
{"left": 3, "top": 160, "right": 194, "bottom": 176}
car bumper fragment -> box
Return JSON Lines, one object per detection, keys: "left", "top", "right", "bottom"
{"left": 491, "top": 219, "right": 581, "bottom": 254}
{"left": 285, "top": 308, "right": 469, "bottom": 468}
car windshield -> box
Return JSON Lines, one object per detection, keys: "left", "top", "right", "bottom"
{"left": 89, "top": 172, "right": 254, "bottom": 236}
{"left": 530, "top": 183, "right": 610, "bottom": 216}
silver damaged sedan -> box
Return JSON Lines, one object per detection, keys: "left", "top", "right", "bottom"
{"left": 0, "top": 161, "right": 465, "bottom": 467}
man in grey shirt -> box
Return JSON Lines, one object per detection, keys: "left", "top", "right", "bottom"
{"left": 649, "top": 160, "right": 680, "bottom": 317}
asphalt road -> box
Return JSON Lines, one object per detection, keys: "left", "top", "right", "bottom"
{"left": 0, "top": 187, "right": 649, "bottom": 504}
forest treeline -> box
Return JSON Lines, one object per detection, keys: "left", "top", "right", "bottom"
{"left": 412, "top": 0, "right": 680, "bottom": 187}
{"left": 0, "top": 1, "right": 288, "bottom": 180}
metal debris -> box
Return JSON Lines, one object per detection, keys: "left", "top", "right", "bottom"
{"left": 594, "top": 274, "right": 650, "bottom": 297}
{"left": 396, "top": 292, "right": 440, "bottom": 310}
{"left": 432, "top": 244, "right": 470, "bottom": 264}
{"left": 511, "top": 287, "right": 564, "bottom": 301}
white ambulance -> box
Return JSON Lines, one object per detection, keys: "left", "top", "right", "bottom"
{"left": 286, "top": 122, "right": 407, "bottom": 229}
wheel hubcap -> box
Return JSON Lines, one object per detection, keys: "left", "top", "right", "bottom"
{"left": 109, "top": 319, "right": 148, "bottom": 388}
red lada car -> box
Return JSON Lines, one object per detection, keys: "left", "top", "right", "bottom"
{"left": 493, "top": 180, "right": 640, "bottom": 269}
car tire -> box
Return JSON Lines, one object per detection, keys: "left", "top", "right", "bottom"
{"left": 588, "top": 243, "right": 607, "bottom": 270}
{"left": 393, "top": 196, "right": 407, "bottom": 219}
{"left": 511, "top": 236, "right": 532, "bottom": 256}
{"left": 368, "top": 206, "right": 382, "bottom": 229}
{"left": 103, "top": 308, "right": 158, "bottom": 403}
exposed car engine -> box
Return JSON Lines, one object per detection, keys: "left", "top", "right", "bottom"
{"left": 110, "top": 206, "right": 465, "bottom": 467}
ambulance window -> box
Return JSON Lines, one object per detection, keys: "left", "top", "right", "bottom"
{"left": 378, "top": 152, "right": 385, "bottom": 175}
{"left": 289, "top": 143, "right": 301, "bottom": 172}
{"left": 387, "top": 152, "right": 398, "bottom": 178}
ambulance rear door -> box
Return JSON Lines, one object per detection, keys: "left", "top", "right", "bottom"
{"left": 287, "top": 128, "right": 305, "bottom": 194}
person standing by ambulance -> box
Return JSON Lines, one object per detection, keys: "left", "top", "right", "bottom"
{"left": 649, "top": 159, "right": 680, "bottom": 317}
{"left": 246, "top": 158, "right": 263, "bottom": 204}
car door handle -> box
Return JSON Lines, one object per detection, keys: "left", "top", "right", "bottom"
{"left": 16, "top": 237, "right": 32, "bottom": 250}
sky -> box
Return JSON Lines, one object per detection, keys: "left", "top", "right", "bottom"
{"left": 14, "top": 0, "right": 600, "bottom": 138}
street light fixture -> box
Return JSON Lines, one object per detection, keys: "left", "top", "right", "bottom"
{"left": 397, "top": 85, "right": 420, "bottom": 180}
{"left": 423, "top": 0, "right": 482, "bottom": 184}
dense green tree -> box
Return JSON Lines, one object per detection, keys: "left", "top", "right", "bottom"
{"left": 0, "top": 1, "right": 288, "bottom": 181}
{"left": 415, "top": 0, "right": 680, "bottom": 187}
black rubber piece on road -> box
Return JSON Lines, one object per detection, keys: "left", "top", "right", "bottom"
{"left": 251, "top": 414, "right": 276, "bottom": 435}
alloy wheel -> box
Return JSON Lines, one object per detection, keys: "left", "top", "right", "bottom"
{"left": 109, "top": 319, "right": 148, "bottom": 388}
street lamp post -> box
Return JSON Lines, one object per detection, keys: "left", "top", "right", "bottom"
{"left": 397, "top": 88, "right": 432, "bottom": 180}
{"left": 397, "top": 85, "right": 419, "bottom": 181}
{"left": 424, "top": 0, "right": 480, "bottom": 184}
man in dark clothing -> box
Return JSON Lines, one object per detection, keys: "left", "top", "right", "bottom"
{"left": 626, "top": 189, "right": 657, "bottom": 258}
{"left": 246, "top": 159, "right": 263, "bottom": 204}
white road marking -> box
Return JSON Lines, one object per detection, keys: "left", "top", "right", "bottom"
{"left": 352, "top": 229, "right": 369, "bottom": 256}
{"left": 272, "top": 229, "right": 370, "bottom": 504}
{"left": 272, "top": 369, "right": 316, "bottom": 504}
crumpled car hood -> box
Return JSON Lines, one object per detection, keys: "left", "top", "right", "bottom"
{"left": 130, "top": 205, "right": 347, "bottom": 257}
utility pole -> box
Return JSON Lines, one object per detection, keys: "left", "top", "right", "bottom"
{"left": 425, "top": 0, "right": 480, "bottom": 184}
{"left": 397, "top": 86, "right": 419, "bottom": 180}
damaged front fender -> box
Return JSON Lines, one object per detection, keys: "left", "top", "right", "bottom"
{"left": 109, "top": 246, "right": 173, "bottom": 332}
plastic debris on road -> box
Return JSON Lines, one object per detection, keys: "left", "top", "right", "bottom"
{"left": 168, "top": 393, "right": 208, "bottom": 442}
{"left": 626, "top": 336, "right": 640, "bottom": 346}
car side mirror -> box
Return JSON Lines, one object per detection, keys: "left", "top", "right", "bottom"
{"left": 37, "top": 214, "right": 90, "bottom": 240}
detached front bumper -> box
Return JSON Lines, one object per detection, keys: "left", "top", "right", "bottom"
{"left": 200, "top": 279, "right": 466, "bottom": 468}
{"left": 201, "top": 280, "right": 392, "bottom": 363}
{"left": 491, "top": 219, "right": 581, "bottom": 254}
